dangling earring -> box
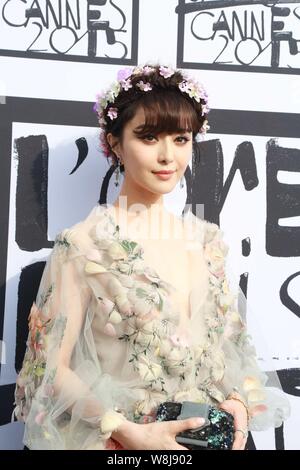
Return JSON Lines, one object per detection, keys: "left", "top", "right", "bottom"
{"left": 114, "top": 158, "right": 121, "bottom": 187}
{"left": 180, "top": 176, "right": 185, "bottom": 188}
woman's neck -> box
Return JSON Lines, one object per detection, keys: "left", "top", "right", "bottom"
{"left": 112, "top": 195, "right": 165, "bottom": 219}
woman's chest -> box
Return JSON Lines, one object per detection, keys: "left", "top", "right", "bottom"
{"left": 136, "top": 235, "right": 205, "bottom": 323}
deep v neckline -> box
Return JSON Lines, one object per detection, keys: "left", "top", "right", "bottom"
{"left": 94, "top": 203, "right": 204, "bottom": 323}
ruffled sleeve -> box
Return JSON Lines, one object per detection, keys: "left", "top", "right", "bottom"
{"left": 202, "top": 220, "right": 291, "bottom": 431}
{"left": 12, "top": 227, "right": 133, "bottom": 450}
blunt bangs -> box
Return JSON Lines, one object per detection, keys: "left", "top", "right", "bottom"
{"left": 130, "top": 90, "right": 199, "bottom": 137}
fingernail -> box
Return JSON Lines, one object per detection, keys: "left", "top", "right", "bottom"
{"left": 195, "top": 418, "right": 205, "bottom": 425}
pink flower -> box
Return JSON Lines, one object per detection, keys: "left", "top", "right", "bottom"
{"left": 136, "top": 81, "right": 152, "bottom": 92}
{"left": 107, "top": 107, "right": 118, "bottom": 120}
{"left": 143, "top": 66, "right": 155, "bottom": 75}
{"left": 117, "top": 67, "right": 133, "bottom": 81}
{"left": 159, "top": 65, "right": 174, "bottom": 78}
{"left": 120, "top": 78, "right": 132, "bottom": 91}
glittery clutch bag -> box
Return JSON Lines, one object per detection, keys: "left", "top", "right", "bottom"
{"left": 155, "top": 401, "right": 234, "bottom": 450}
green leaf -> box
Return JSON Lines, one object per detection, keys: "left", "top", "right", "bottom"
{"left": 157, "top": 293, "right": 163, "bottom": 311}
{"left": 34, "top": 366, "right": 46, "bottom": 377}
{"left": 136, "top": 287, "right": 148, "bottom": 298}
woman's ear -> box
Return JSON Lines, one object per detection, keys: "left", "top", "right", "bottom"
{"left": 106, "top": 133, "right": 121, "bottom": 156}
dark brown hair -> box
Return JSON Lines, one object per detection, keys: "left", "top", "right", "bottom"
{"left": 99, "top": 64, "right": 208, "bottom": 167}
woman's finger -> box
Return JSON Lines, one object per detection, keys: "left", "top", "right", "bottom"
{"left": 170, "top": 417, "right": 205, "bottom": 435}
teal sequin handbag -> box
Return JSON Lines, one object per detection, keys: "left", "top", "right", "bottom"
{"left": 155, "top": 401, "right": 235, "bottom": 450}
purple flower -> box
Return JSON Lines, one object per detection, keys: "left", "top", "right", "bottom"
{"left": 117, "top": 67, "right": 133, "bottom": 82}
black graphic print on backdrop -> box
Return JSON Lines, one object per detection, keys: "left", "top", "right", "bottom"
{"left": 0, "top": 0, "right": 139, "bottom": 64}
{"left": 1, "top": 97, "right": 300, "bottom": 450}
{"left": 176, "top": 0, "right": 300, "bottom": 74}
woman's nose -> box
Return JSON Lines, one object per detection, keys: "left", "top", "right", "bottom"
{"left": 157, "top": 139, "right": 174, "bottom": 162}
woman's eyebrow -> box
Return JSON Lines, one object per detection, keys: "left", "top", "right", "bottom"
{"left": 132, "top": 124, "right": 146, "bottom": 131}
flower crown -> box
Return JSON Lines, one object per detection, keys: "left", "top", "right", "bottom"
{"left": 93, "top": 65, "right": 210, "bottom": 158}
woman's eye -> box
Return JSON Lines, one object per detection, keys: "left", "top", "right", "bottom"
{"left": 176, "top": 136, "right": 190, "bottom": 143}
{"left": 140, "top": 135, "right": 189, "bottom": 143}
{"left": 143, "top": 135, "right": 156, "bottom": 141}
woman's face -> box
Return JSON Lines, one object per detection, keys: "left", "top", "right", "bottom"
{"left": 107, "top": 106, "right": 193, "bottom": 198}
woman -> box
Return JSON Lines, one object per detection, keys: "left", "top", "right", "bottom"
{"left": 12, "top": 64, "right": 290, "bottom": 450}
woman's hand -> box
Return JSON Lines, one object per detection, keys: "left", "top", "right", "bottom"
{"left": 111, "top": 416, "right": 205, "bottom": 450}
{"left": 219, "top": 399, "right": 248, "bottom": 450}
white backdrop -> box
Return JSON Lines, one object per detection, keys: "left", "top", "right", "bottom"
{"left": 0, "top": 0, "right": 299, "bottom": 449}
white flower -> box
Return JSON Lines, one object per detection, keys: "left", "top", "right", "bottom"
{"left": 163, "top": 346, "right": 193, "bottom": 376}
{"left": 157, "top": 338, "right": 173, "bottom": 358}
{"left": 138, "top": 356, "right": 162, "bottom": 381}
{"left": 136, "top": 319, "right": 161, "bottom": 345}
{"left": 107, "top": 81, "right": 121, "bottom": 101}
{"left": 168, "top": 348, "right": 186, "bottom": 362}
{"left": 135, "top": 330, "right": 160, "bottom": 348}
{"left": 108, "top": 310, "right": 122, "bottom": 324}
{"left": 178, "top": 81, "right": 189, "bottom": 93}
{"left": 100, "top": 410, "right": 126, "bottom": 435}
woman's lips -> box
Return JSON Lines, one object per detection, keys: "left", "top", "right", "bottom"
{"left": 152, "top": 170, "right": 175, "bottom": 180}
